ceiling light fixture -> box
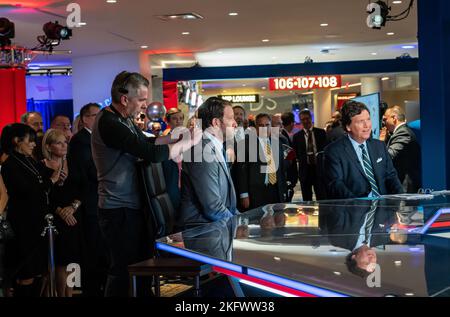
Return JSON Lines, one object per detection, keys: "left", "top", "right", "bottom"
{"left": 262, "top": 39, "right": 270, "bottom": 42}
{"left": 106, "top": 0, "right": 117, "bottom": 3}
{"left": 228, "top": 12, "right": 238, "bottom": 16}
{"left": 382, "top": 77, "right": 390, "bottom": 81}
{"left": 182, "top": 32, "right": 190, "bottom": 35}
{"left": 157, "top": 12, "right": 204, "bottom": 21}
{"left": 387, "top": 32, "right": 395, "bottom": 35}
{"left": 320, "top": 23, "right": 329, "bottom": 27}
{"left": 140, "top": 45, "right": 148, "bottom": 49}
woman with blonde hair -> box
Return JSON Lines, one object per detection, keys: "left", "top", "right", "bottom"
{"left": 42, "top": 129, "right": 82, "bottom": 297}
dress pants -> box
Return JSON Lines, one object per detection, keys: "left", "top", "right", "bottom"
{"left": 300, "top": 164, "right": 325, "bottom": 202}
{"left": 98, "top": 207, "right": 152, "bottom": 297}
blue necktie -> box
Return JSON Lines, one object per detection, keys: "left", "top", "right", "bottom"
{"left": 359, "top": 144, "right": 381, "bottom": 197}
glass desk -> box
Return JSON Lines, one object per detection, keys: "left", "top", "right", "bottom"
{"left": 156, "top": 194, "right": 450, "bottom": 297}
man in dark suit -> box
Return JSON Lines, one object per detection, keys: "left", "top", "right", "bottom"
{"left": 323, "top": 101, "right": 404, "bottom": 199}
{"left": 273, "top": 113, "right": 298, "bottom": 201}
{"left": 293, "top": 109, "right": 328, "bottom": 201}
{"left": 178, "top": 97, "right": 239, "bottom": 229}
{"left": 383, "top": 106, "right": 422, "bottom": 193}
{"left": 234, "top": 114, "right": 287, "bottom": 211}
{"left": 320, "top": 201, "right": 400, "bottom": 277}
{"left": 68, "top": 103, "right": 107, "bottom": 297}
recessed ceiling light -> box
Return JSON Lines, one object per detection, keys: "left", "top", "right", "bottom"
{"left": 320, "top": 23, "right": 329, "bottom": 27}
{"left": 78, "top": 22, "right": 87, "bottom": 26}
{"left": 262, "top": 39, "right": 270, "bottom": 42}
{"left": 402, "top": 45, "right": 415, "bottom": 49}
{"left": 393, "top": 1, "right": 403, "bottom": 4}
{"left": 140, "top": 45, "right": 148, "bottom": 49}
{"left": 106, "top": 0, "right": 117, "bottom": 3}
{"left": 182, "top": 32, "right": 190, "bottom": 35}
{"left": 394, "top": 261, "right": 402, "bottom": 266}
{"left": 228, "top": 12, "right": 238, "bottom": 16}
{"left": 371, "top": 52, "right": 378, "bottom": 55}
{"left": 405, "top": 293, "right": 415, "bottom": 296}
{"left": 387, "top": 32, "right": 395, "bottom": 36}
{"left": 382, "top": 77, "right": 390, "bottom": 81}
{"left": 157, "top": 13, "right": 204, "bottom": 21}
{"left": 333, "top": 272, "right": 342, "bottom": 276}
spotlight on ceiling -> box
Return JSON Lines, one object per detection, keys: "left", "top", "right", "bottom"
{"left": 36, "top": 21, "right": 73, "bottom": 52}
{"left": 367, "top": 1, "right": 390, "bottom": 29}
{"left": 367, "top": 0, "right": 415, "bottom": 29}
{"left": 43, "top": 21, "right": 72, "bottom": 40}
{"left": 0, "top": 17, "right": 15, "bottom": 46}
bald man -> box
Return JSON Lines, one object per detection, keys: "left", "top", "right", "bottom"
{"left": 382, "top": 106, "right": 421, "bottom": 193}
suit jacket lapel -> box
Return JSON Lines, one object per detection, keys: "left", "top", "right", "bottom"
{"left": 343, "top": 137, "right": 367, "bottom": 179}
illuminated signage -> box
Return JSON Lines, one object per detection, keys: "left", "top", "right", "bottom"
{"left": 218, "top": 94, "right": 260, "bottom": 103}
{"left": 269, "top": 75, "right": 342, "bottom": 91}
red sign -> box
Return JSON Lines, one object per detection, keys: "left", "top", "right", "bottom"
{"left": 269, "top": 75, "right": 342, "bottom": 91}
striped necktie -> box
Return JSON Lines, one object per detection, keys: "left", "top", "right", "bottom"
{"left": 363, "top": 200, "right": 378, "bottom": 244}
{"left": 359, "top": 144, "right": 381, "bottom": 197}
{"left": 265, "top": 142, "right": 277, "bottom": 185}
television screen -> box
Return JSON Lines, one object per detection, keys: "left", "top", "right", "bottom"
{"left": 352, "top": 93, "right": 380, "bottom": 139}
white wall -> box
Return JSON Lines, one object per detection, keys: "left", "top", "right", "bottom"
{"left": 26, "top": 75, "right": 73, "bottom": 100}
{"left": 72, "top": 50, "right": 146, "bottom": 114}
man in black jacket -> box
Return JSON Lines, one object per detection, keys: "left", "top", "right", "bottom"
{"left": 293, "top": 109, "right": 328, "bottom": 201}
{"left": 324, "top": 101, "right": 404, "bottom": 199}
{"left": 91, "top": 71, "right": 197, "bottom": 297}
{"left": 68, "top": 103, "right": 107, "bottom": 297}
{"left": 383, "top": 106, "right": 422, "bottom": 193}
{"left": 234, "top": 114, "right": 287, "bottom": 210}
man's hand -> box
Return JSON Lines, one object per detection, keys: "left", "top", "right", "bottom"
{"left": 168, "top": 127, "right": 202, "bottom": 160}
{"left": 240, "top": 197, "right": 250, "bottom": 210}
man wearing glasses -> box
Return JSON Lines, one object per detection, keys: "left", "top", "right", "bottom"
{"left": 51, "top": 115, "right": 73, "bottom": 142}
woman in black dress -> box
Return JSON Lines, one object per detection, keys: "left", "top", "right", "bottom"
{"left": 42, "top": 129, "right": 82, "bottom": 297}
{"left": 0, "top": 124, "right": 61, "bottom": 297}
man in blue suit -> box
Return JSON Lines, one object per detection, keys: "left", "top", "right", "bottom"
{"left": 323, "top": 101, "right": 404, "bottom": 199}
{"left": 178, "top": 97, "right": 239, "bottom": 229}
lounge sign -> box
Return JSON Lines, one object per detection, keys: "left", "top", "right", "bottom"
{"left": 218, "top": 94, "right": 260, "bottom": 103}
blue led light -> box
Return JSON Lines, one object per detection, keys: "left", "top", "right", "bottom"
{"left": 247, "top": 268, "right": 348, "bottom": 297}
{"left": 419, "top": 209, "right": 443, "bottom": 234}
{"left": 156, "top": 242, "right": 243, "bottom": 273}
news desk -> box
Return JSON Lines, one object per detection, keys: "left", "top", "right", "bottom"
{"left": 156, "top": 193, "right": 450, "bottom": 297}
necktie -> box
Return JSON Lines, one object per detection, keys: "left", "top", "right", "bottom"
{"left": 363, "top": 200, "right": 378, "bottom": 244}
{"left": 265, "top": 142, "right": 277, "bottom": 185}
{"left": 359, "top": 144, "right": 381, "bottom": 197}
{"left": 306, "top": 130, "right": 316, "bottom": 165}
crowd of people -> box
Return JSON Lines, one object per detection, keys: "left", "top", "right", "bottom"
{"left": 0, "top": 70, "right": 422, "bottom": 297}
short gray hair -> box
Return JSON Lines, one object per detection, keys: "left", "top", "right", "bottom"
{"left": 111, "top": 71, "right": 150, "bottom": 104}
{"left": 388, "top": 106, "right": 406, "bottom": 122}
{"left": 20, "top": 111, "right": 42, "bottom": 124}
